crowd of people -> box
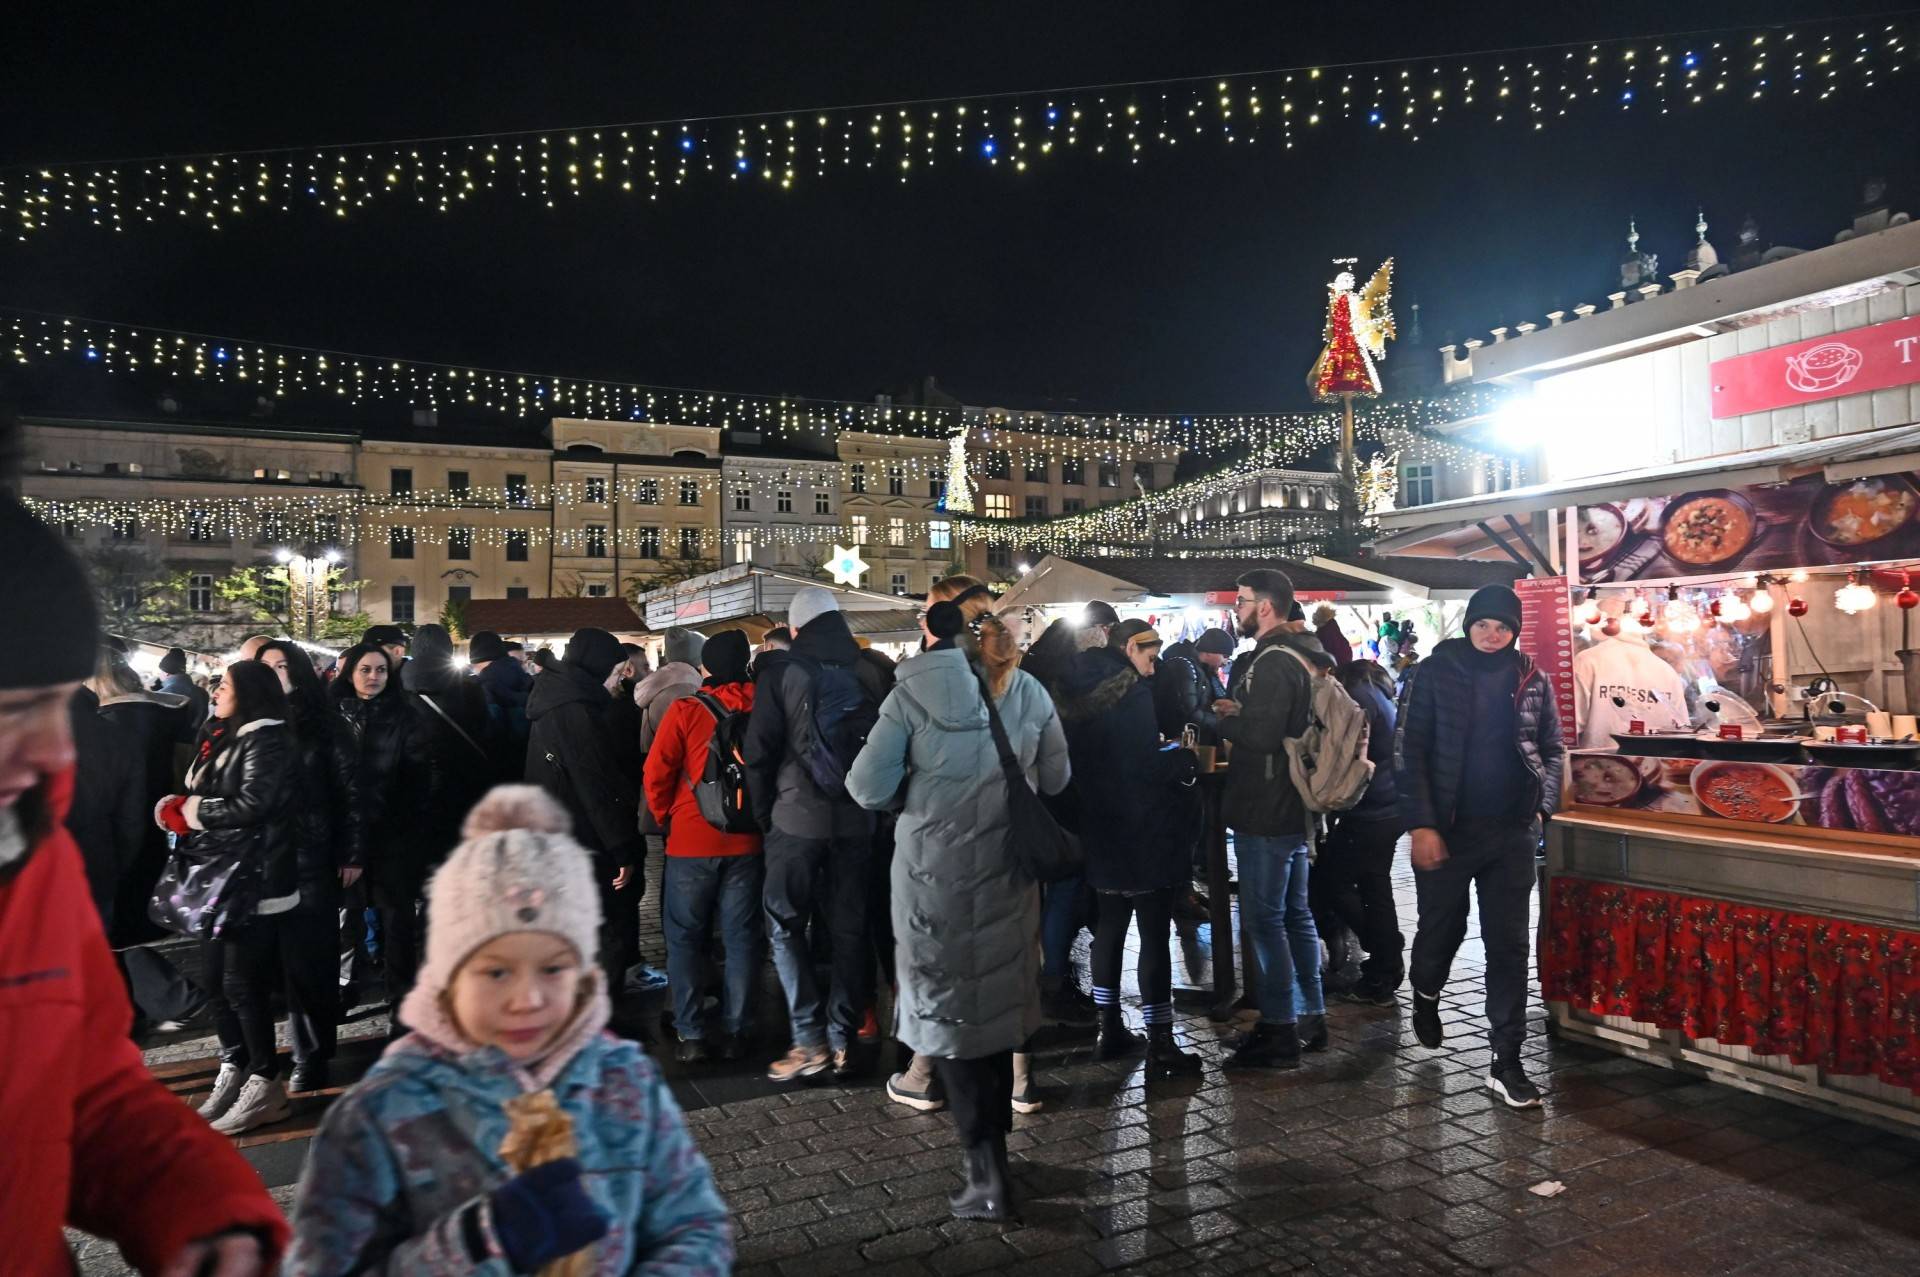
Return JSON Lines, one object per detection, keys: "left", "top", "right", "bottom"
{"left": 9, "top": 472, "right": 1568, "bottom": 1269}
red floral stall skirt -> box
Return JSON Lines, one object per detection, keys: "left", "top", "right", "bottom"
{"left": 1542, "top": 876, "right": 1920, "bottom": 1093}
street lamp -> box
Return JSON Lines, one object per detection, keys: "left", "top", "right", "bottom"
{"left": 275, "top": 544, "right": 343, "bottom": 641}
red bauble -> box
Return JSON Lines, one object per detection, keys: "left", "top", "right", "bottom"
{"left": 1788, "top": 597, "right": 1809, "bottom": 617}
{"left": 1637, "top": 609, "right": 1658, "bottom": 628}
{"left": 1900, "top": 589, "right": 1920, "bottom": 611}
{"left": 1602, "top": 617, "right": 1621, "bottom": 636}
{"left": 1709, "top": 599, "right": 1723, "bottom": 617}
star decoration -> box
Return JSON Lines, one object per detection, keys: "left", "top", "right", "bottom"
{"left": 825, "top": 544, "right": 869, "bottom": 587}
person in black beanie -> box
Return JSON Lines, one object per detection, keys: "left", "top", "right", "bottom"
{"left": 1397, "top": 584, "right": 1564, "bottom": 1108}
{"left": 523, "top": 626, "right": 646, "bottom": 999}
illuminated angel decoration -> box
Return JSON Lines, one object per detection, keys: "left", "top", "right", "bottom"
{"left": 1307, "top": 257, "right": 1395, "bottom": 400}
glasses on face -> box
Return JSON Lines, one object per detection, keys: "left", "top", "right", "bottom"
{"left": 1235, "top": 595, "right": 1255, "bottom": 608}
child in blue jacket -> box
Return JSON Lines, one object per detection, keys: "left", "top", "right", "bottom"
{"left": 289, "top": 786, "right": 732, "bottom": 1275}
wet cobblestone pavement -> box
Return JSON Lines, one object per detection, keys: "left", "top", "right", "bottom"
{"left": 73, "top": 855, "right": 1920, "bottom": 1274}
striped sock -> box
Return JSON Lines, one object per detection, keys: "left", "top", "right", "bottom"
{"left": 1142, "top": 1002, "right": 1173, "bottom": 1026}
{"left": 1091, "top": 986, "right": 1119, "bottom": 1007}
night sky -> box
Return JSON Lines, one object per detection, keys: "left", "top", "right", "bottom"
{"left": 3, "top": 1, "right": 1917, "bottom": 430}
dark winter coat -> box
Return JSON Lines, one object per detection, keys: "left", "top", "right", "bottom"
{"left": 66, "top": 690, "right": 146, "bottom": 937}
{"left": 179, "top": 719, "right": 300, "bottom": 916}
{"left": 394, "top": 651, "right": 495, "bottom": 882}
{"left": 97, "top": 691, "right": 193, "bottom": 942}
{"left": 282, "top": 697, "right": 360, "bottom": 911}
{"left": 1395, "top": 636, "right": 1566, "bottom": 834}
{"left": 473, "top": 657, "right": 532, "bottom": 781}
{"left": 525, "top": 654, "right": 642, "bottom": 864}
{"left": 742, "top": 611, "right": 885, "bottom": 839}
{"left": 1054, "top": 646, "right": 1198, "bottom": 893}
{"left": 333, "top": 691, "right": 411, "bottom": 884}
{"left": 1338, "top": 675, "right": 1402, "bottom": 826}
{"left": 158, "top": 672, "right": 210, "bottom": 731}
{"left": 1216, "top": 628, "right": 1326, "bottom": 838}
{"left": 1153, "top": 642, "right": 1227, "bottom": 743}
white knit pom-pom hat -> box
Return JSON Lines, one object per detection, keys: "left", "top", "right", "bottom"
{"left": 398, "top": 785, "right": 604, "bottom": 1038}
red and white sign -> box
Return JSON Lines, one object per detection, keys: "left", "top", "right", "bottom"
{"left": 1513, "top": 576, "right": 1576, "bottom": 735}
{"left": 1710, "top": 314, "right": 1920, "bottom": 418}
{"left": 1201, "top": 589, "right": 1349, "bottom": 605}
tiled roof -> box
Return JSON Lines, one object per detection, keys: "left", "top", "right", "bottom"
{"left": 462, "top": 597, "right": 646, "bottom": 636}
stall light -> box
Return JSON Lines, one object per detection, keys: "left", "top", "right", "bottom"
{"left": 1835, "top": 572, "right": 1878, "bottom": 615}
{"left": 1663, "top": 585, "right": 1700, "bottom": 634}
{"left": 1749, "top": 578, "right": 1775, "bottom": 614}
{"left": 1717, "top": 590, "right": 1751, "bottom": 623}
{"left": 1580, "top": 586, "right": 1602, "bottom": 627}
{"left": 1899, "top": 571, "right": 1919, "bottom": 611}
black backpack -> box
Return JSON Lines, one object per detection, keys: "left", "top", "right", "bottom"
{"left": 689, "top": 692, "right": 758, "bottom": 833}
{"left": 792, "top": 654, "right": 879, "bottom": 800}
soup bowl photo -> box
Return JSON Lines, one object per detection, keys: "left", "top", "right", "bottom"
{"left": 1688, "top": 760, "right": 1810, "bottom": 824}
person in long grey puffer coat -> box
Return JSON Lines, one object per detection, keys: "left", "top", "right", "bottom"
{"left": 847, "top": 601, "right": 1069, "bottom": 1225}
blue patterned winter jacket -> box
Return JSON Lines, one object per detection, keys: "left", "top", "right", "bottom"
{"left": 287, "top": 1030, "right": 732, "bottom": 1275}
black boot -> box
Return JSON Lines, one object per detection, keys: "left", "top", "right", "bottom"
{"left": 1146, "top": 1024, "right": 1204, "bottom": 1077}
{"left": 1225, "top": 1021, "right": 1301, "bottom": 1070}
{"left": 1299, "top": 1013, "right": 1329, "bottom": 1054}
{"left": 949, "top": 1138, "right": 1015, "bottom": 1222}
{"left": 1096, "top": 1004, "right": 1145, "bottom": 1059}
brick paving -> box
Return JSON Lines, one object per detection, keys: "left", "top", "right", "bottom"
{"left": 72, "top": 851, "right": 1920, "bottom": 1274}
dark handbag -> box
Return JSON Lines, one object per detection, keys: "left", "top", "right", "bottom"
{"left": 148, "top": 837, "right": 262, "bottom": 940}
{"left": 976, "top": 670, "right": 1082, "bottom": 884}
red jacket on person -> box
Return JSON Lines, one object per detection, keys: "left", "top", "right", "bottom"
{"left": 643, "top": 681, "right": 762, "bottom": 858}
{"left": 1, "top": 767, "right": 289, "bottom": 1273}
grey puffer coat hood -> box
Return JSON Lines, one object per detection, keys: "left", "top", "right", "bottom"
{"left": 846, "top": 647, "right": 1070, "bottom": 1059}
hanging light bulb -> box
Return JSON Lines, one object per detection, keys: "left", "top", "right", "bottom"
{"left": 1581, "top": 585, "right": 1602, "bottom": 627}
{"left": 1718, "top": 589, "right": 1751, "bottom": 623}
{"left": 1749, "top": 575, "right": 1775, "bottom": 614}
{"left": 1835, "top": 571, "right": 1878, "bottom": 615}
{"left": 1663, "top": 584, "right": 1699, "bottom": 633}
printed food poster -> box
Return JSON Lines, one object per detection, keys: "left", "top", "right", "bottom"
{"left": 1568, "top": 751, "right": 1920, "bottom": 838}
{"left": 1577, "top": 471, "right": 1920, "bottom": 582}
{"left": 1514, "top": 576, "right": 1576, "bottom": 735}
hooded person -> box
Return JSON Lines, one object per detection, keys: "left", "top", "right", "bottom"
{"left": 1398, "top": 584, "right": 1563, "bottom": 1108}
{"left": 0, "top": 494, "right": 289, "bottom": 1275}
{"left": 288, "top": 785, "right": 731, "bottom": 1274}
{"left": 633, "top": 626, "right": 705, "bottom": 756}
{"left": 742, "top": 585, "right": 888, "bottom": 1082}
{"left": 524, "top": 627, "right": 646, "bottom": 995}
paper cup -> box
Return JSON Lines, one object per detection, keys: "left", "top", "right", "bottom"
{"left": 1868, "top": 711, "right": 1894, "bottom": 739}
{"left": 1895, "top": 715, "right": 1918, "bottom": 740}
{"left": 1813, "top": 726, "right": 1839, "bottom": 742}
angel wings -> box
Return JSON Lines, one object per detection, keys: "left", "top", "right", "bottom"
{"left": 1352, "top": 259, "right": 1395, "bottom": 359}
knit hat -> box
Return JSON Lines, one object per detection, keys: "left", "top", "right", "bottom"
{"left": 158, "top": 647, "right": 188, "bottom": 675}
{"left": 563, "top": 626, "right": 626, "bottom": 681}
{"left": 1465, "top": 585, "right": 1524, "bottom": 637}
{"left": 702, "top": 630, "right": 751, "bottom": 683}
{"left": 467, "top": 630, "right": 509, "bottom": 665}
{"left": 1081, "top": 600, "right": 1121, "bottom": 628}
{"left": 0, "top": 498, "right": 99, "bottom": 690}
{"left": 663, "top": 626, "right": 705, "bottom": 669}
{"left": 398, "top": 786, "right": 608, "bottom": 1079}
{"left": 362, "top": 624, "right": 407, "bottom": 649}
{"left": 1194, "top": 628, "right": 1235, "bottom": 656}
{"left": 789, "top": 585, "right": 840, "bottom": 633}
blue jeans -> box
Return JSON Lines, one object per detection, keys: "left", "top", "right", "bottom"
{"left": 763, "top": 828, "right": 873, "bottom": 1051}
{"left": 1041, "top": 872, "right": 1086, "bottom": 982}
{"left": 663, "top": 854, "right": 765, "bottom": 1042}
{"left": 1236, "top": 833, "right": 1324, "bottom": 1023}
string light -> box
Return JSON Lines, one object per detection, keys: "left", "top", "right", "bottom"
{"left": 1835, "top": 571, "right": 1878, "bottom": 614}
{"left": 0, "top": 16, "right": 1904, "bottom": 238}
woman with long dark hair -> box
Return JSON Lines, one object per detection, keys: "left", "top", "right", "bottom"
{"left": 151, "top": 660, "right": 297, "bottom": 1135}
{"left": 329, "top": 642, "right": 411, "bottom": 1025}
{"left": 257, "top": 640, "right": 359, "bottom": 1092}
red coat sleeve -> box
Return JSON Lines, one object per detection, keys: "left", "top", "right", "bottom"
{"left": 643, "top": 698, "right": 692, "bottom": 827}
{"left": 61, "top": 843, "right": 291, "bottom": 1272}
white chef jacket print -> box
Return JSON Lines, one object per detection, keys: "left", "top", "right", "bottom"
{"left": 1572, "top": 635, "right": 1692, "bottom": 748}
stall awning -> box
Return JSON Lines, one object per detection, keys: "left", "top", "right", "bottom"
{"left": 1376, "top": 422, "right": 1920, "bottom": 558}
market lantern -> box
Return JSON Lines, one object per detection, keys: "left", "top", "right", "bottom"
{"left": 1788, "top": 596, "right": 1810, "bottom": 618}
{"left": 1901, "top": 575, "right": 1920, "bottom": 611}
{"left": 1602, "top": 616, "right": 1622, "bottom": 637}
{"left": 1834, "top": 572, "right": 1878, "bottom": 615}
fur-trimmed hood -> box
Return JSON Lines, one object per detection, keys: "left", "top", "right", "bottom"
{"left": 1053, "top": 646, "right": 1140, "bottom": 724}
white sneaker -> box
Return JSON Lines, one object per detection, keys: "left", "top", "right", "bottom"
{"left": 198, "top": 1063, "right": 246, "bottom": 1121}
{"left": 210, "top": 1074, "right": 292, "bottom": 1135}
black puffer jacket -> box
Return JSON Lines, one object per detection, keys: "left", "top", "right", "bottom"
{"left": 1054, "top": 646, "right": 1198, "bottom": 893}
{"left": 180, "top": 719, "right": 299, "bottom": 914}
{"left": 282, "top": 696, "right": 360, "bottom": 910}
{"left": 1395, "top": 637, "right": 1566, "bottom": 833}
{"left": 395, "top": 630, "right": 496, "bottom": 881}
{"left": 333, "top": 691, "right": 410, "bottom": 882}
{"left": 525, "top": 653, "right": 642, "bottom": 864}
{"left": 1153, "top": 642, "right": 1226, "bottom": 743}
{"left": 1338, "top": 674, "right": 1402, "bottom": 826}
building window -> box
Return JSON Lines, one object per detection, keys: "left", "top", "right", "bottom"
{"left": 852, "top": 514, "right": 869, "bottom": 545}
{"left": 448, "top": 470, "right": 470, "bottom": 496}
{"left": 984, "top": 493, "right": 1012, "bottom": 518}
{"left": 448, "top": 585, "right": 472, "bottom": 605}
{"left": 733, "top": 529, "right": 754, "bottom": 564}
{"left": 887, "top": 465, "right": 904, "bottom": 496}
{"left": 1062, "top": 458, "right": 1085, "bottom": 486}
{"left": 188, "top": 573, "right": 214, "bottom": 612}
{"left": 929, "top": 466, "right": 945, "bottom": 499}
{"left": 777, "top": 490, "right": 792, "bottom": 513}
{"left": 985, "top": 450, "right": 1011, "bottom": 480}
{"left": 1098, "top": 461, "right": 1119, "bottom": 488}
{"left": 505, "top": 474, "right": 529, "bottom": 506}
{"left": 815, "top": 491, "right": 831, "bottom": 515}
{"left": 1063, "top": 497, "right": 1085, "bottom": 513}
{"left": 1024, "top": 458, "right": 1048, "bottom": 483}
{"left": 185, "top": 509, "right": 217, "bottom": 542}
{"left": 929, "top": 519, "right": 951, "bottom": 550}
{"left": 1025, "top": 495, "right": 1047, "bottom": 519}
{"left": 1133, "top": 463, "right": 1152, "bottom": 491}
{"left": 315, "top": 514, "right": 339, "bottom": 543}
{"left": 849, "top": 463, "right": 866, "bottom": 494}
{"left": 636, "top": 526, "right": 661, "bottom": 558}
{"left": 890, "top": 571, "right": 909, "bottom": 596}
{"left": 987, "top": 543, "right": 1012, "bottom": 570}
{"left": 679, "top": 479, "right": 700, "bottom": 506}
{"left": 448, "top": 527, "right": 473, "bottom": 560}
{"left": 679, "top": 527, "right": 701, "bottom": 559}
{"left": 390, "top": 467, "right": 413, "bottom": 494}
{"left": 506, "top": 529, "right": 529, "bottom": 561}
{"left": 1400, "top": 463, "right": 1437, "bottom": 508}
{"left": 389, "top": 526, "right": 414, "bottom": 559}
{"left": 391, "top": 585, "right": 415, "bottom": 624}
{"left": 110, "top": 516, "right": 140, "bottom": 542}
{"left": 634, "top": 477, "right": 660, "bottom": 505}
{"left": 585, "top": 525, "right": 608, "bottom": 558}
{"left": 506, "top": 586, "right": 529, "bottom": 600}
{"left": 732, "top": 484, "right": 751, "bottom": 511}
{"left": 888, "top": 517, "right": 906, "bottom": 546}
{"left": 585, "top": 583, "right": 610, "bottom": 597}
{"left": 584, "top": 476, "right": 608, "bottom": 504}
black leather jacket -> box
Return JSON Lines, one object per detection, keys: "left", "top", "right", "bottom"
{"left": 182, "top": 719, "right": 298, "bottom": 912}
{"left": 333, "top": 691, "right": 410, "bottom": 882}
{"left": 284, "top": 699, "right": 360, "bottom": 907}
